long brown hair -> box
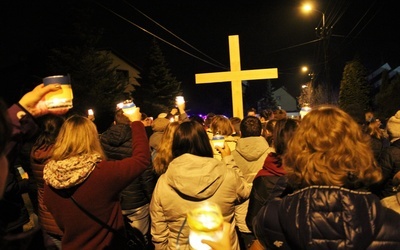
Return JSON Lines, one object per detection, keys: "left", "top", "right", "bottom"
{"left": 152, "top": 121, "right": 180, "bottom": 175}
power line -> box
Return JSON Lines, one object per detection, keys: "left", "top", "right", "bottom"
{"left": 93, "top": 0, "right": 228, "bottom": 70}
{"left": 122, "top": 0, "right": 227, "bottom": 69}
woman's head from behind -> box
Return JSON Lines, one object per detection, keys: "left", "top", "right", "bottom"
{"left": 210, "top": 115, "right": 233, "bottom": 136}
{"left": 284, "top": 105, "right": 381, "bottom": 189}
{"left": 263, "top": 119, "right": 277, "bottom": 146}
{"left": 33, "top": 114, "right": 65, "bottom": 149}
{"left": 273, "top": 118, "right": 299, "bottom": 156}
{"left": 52, "top": 115, "right": 105, "bottom": 161}
{"left": 172, "top": 120, "right": 213, "bottom": 158}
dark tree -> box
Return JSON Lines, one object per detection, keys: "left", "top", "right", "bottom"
{"left": 132, "top": 38, "right": 182, "bottom": 117}
{"left": 338, "top": 58, "right": 372, "bottom": 123}
{"left": 257, "top": 80, "right": 278, "bottom": 111}
{"left": 47, "top": 3, "right": 128, "bottom": 132}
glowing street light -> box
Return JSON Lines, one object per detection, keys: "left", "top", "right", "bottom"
{"left": 302, "top": 3, "right": 325, "bottom": 28}
{"left": 302, "top": 3, "right": 326, "bottom": 39}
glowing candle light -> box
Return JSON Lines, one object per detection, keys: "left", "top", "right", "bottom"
{"left": 43, "top": 75, "right": 73, "bottom": 109}
{"left": 187, "top": 201, "right": 223, "bottom": 250}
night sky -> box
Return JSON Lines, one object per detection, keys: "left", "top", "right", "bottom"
{"left": 1, "top": 0, "right": 399, "bottom": 116}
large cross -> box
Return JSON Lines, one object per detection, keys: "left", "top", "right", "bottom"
{"left": 195, "top": 35, "right": 278, "bottom": 119}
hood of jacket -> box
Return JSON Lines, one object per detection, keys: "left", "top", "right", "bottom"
{"left": 164, "top": 153, "right": 226, "bottom": 200}
{"left": 43, "top": 154, "right": 101, "bottom": 189}
{"left": 234, "top": 136, "right": 270, "bottom": 161}
{"left": 100, "top": 124, "right": 131, "bottom": 147}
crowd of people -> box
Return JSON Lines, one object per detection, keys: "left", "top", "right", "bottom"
{"left": 1, "top": 83, "right": 400, "bottom": 250}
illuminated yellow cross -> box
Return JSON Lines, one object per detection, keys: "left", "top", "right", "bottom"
{"left": 195, "top": 35, "right": 278, "bottom": 119}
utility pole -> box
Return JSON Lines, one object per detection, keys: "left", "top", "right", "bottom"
{"left": 303, "top": 3, "right": 332, "bottom": 104}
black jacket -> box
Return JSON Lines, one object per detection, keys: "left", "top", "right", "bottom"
{"left": 246, "top": 175, "right": 284, "bottom": 232}
{"left": 376, "top": 139, "right": 400, "bottom": 198}
{"left": 253, "top": 186, "right": 400, "bottom": 250}
{"left": 100, "top": 124, "right": 156, "bottom": 210}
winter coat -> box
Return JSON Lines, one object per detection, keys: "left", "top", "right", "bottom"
{"left": 100, "top": 124, "right": 156, "bottom": 210}
{"left": 369, "top": 135, "right": 389, "bottom": 160}
{"left": 253, "top": 186, "right": 400, "bottom": 250}
{"left": 231, "top": 136, "right": 272, "bottom": 233}
{"left": 43, "top": 122, "right": 150, "bottom": 250}
{"left": 377, "top": 139, "right": 400, "bottom": 198}
{"left": 246, "top": 153, "right": 287, "bottom": 232}
{"left": 30, "top": 143, "right": 63, "bottom": 236}
{"left": 232, "top": 136, "right": 272, "bottom": 183}
{"left": 381, "top": 193, "right": 400, "bottom": 214}
{"left": 150, "top": 153, "right": 251, "bottom": 250}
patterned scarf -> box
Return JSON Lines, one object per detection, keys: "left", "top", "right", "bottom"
{"left": 43, "top": 154, "right": 101, "bottom": 189}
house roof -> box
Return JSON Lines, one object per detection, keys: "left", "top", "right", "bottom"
{"left": 98, "top": 48, "right": 143, "bottom": 71}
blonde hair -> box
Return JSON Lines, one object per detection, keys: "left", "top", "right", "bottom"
{"left": 51, "top": 115, "right": 106, "bottom": 161}
{"left": 152, "top": 121, "right": 180, "bottom": 175}
{"left": 283, "top": 105, "right": 382, "bottom": 188}
{"left": 210, "top": 115, "right": 233, "bottom": 136}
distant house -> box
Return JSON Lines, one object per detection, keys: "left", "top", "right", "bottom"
{"left": 273, "top": 86, "right": 298, "bottom": 112}
{"left": 99, "top": 49, "right": 142, "bottom": 94}
{"left": 367, "top": 63, "right": 400, "bottom": 89}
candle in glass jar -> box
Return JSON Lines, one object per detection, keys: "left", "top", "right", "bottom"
{"left": 187, "top": 201, "right": 223, "bottom": 250}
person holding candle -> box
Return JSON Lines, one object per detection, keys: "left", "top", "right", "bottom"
{"left": 1, "top": 83, "right": 69, "bottom": 249}
{"left": 100, "top": 109, "right": 157, "bottom": 248}
{"left": 43, "top": 107, "right": 150, "bottom": 249}
{"left": 150, "top": 120, "right": 251, "bottom": 250}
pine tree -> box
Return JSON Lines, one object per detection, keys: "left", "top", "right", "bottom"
{"left": 257, "top": 80, "right": 278, "bottom": 111}
{"left": 47, "top": 4, "right": 128, "bottom": 132}
{"left": 132, "top": 39, "right": 183, "bottom": 117}
{"left": 338, "top": 58, "right": 372, "bottom": 123}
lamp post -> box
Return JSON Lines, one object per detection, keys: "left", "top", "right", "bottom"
{"left": 302, "top": 3, "right": 331, "bottom": 103}
{"left": 302, "top": 3, "right": 325, "bottom": 37}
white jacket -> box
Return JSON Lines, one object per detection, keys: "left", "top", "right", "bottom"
{"left": 150, "top": 153, "right": 251, "bottom": 250}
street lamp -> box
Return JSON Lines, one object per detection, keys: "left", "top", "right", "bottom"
{"left": 302, "top": 3, "right": 326, "bottom": 38}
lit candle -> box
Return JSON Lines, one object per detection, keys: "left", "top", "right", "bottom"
{"left": 43, "top": 75, "right": 73, "bottom": 109}
{"left": 187, "top": 201, "right": 223, "bottom": 250}
{"left": 176, "top": 96, "right": 185, "bottom": 105}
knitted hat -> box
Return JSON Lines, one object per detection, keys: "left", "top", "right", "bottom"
{"left": 152, "top": 118, "right": 170, "bottom": 132}
{"left": 386, "top": 110, "right": 400, "bottom": 138}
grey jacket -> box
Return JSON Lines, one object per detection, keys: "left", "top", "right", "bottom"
{"left": 150, "top": 153, "right": 251, "bottom": 250}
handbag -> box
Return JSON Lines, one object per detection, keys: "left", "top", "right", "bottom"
{"left": 69, "top": 196, "right": 146, "bottom": 250}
